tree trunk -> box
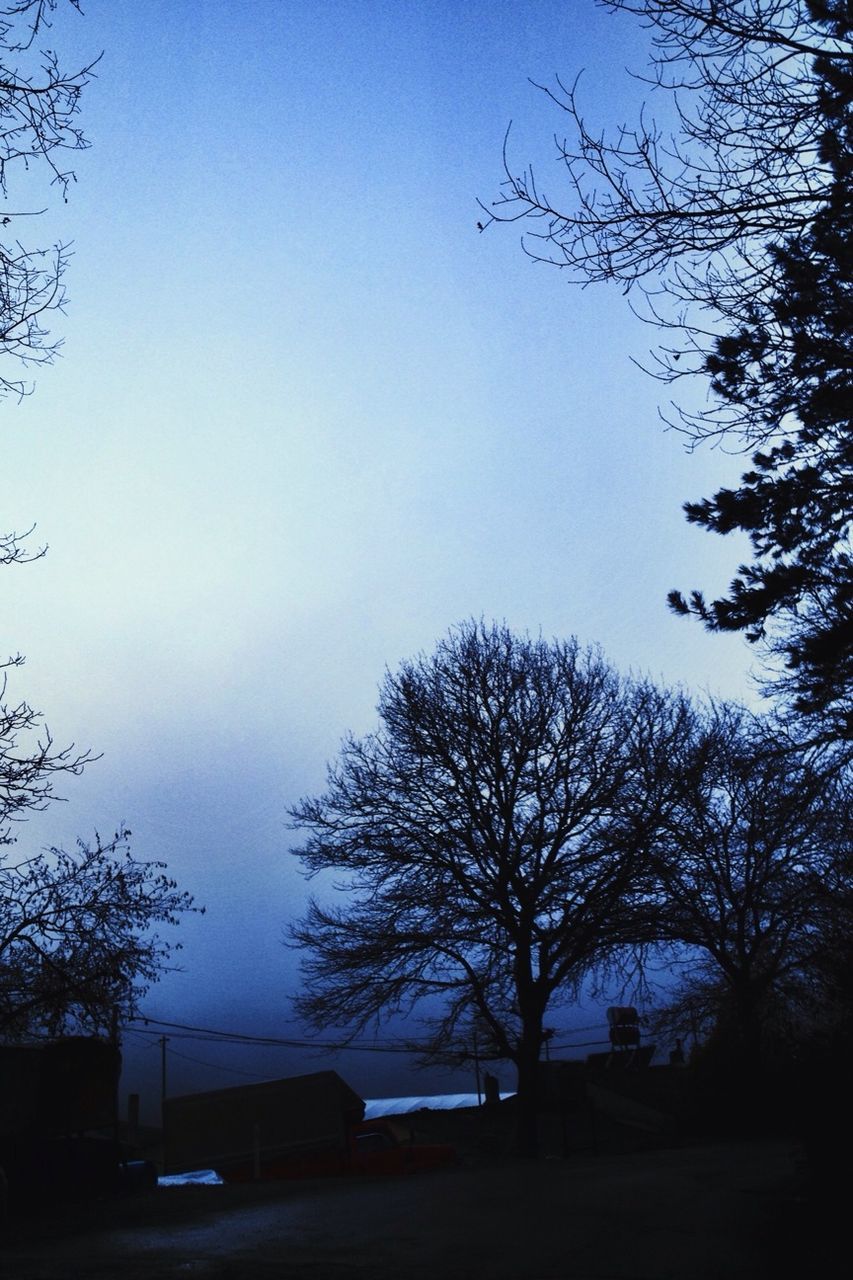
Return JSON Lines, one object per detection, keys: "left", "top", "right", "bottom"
{"left": 512, "top": 1029, "right": 542, "bottom": 1158}
{"left": 512, "top": 946, "right": 544, "bottom": 1157}
{"left": 730, "top": 979, "right": 764, "bottom": 1071}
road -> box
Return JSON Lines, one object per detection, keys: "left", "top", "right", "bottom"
{"left": 2, "top": 1139, "right": 805, "bottom": 1280}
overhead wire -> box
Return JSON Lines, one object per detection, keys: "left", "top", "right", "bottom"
{"left": 162, "top": 1045, "right": 277, "bottom": 1080}
{"left": 127, "top": 1012, "right": 613, "bottom": 1057}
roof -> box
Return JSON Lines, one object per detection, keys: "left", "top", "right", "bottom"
{"left": 363, "top": 1092, "right": 513, "bottom": 1118}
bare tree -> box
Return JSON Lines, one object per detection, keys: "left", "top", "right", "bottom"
{"left": 1, "top": 662, "right": 92, "bottom": 848}
{"left": 0, "top": 1, "right": 97, "bottom": 841}
{"left": 0, "top": 827, "right": 199, "bottom": 1038}
{"left": 483, "top": 0, "right": 847, "bottom": 414}
{"left": 1, "top": 657, "right": 199, "bottom": 1037}
{"left": 1, "top": 0, "right": 95, "bottom": 568}
{"left": 650, "top": 702, "right": 849, "bottom": 1066}
{"left": 1, "top": 525, "right": 43, "bottom": 568}
{"left": 483, "top": 1, "right": 852, "bottom": 740}
{"left": 0, "top": 0, "right": 96, "bottom": 404}
{"left": 0, "top": 6, "right": 198, "bottom": 1040}
{"left": 289, "top": 620, "right": 689, "bottom": 1155}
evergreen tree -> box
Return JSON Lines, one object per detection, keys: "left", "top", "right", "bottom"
{"left": 670, "top": 15, "right": 853, "bottom": 737}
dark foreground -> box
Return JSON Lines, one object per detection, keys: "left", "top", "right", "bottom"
{"left": 1, "top": 1135, "right": 817, "bottom": 1280}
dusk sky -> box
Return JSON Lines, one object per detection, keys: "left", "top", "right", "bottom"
{"left": 5, "top": 0, "right": 755, "bottom": 1114}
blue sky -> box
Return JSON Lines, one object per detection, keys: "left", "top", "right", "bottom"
{"left": 5, "top": 1, "right": 754, "bottom": 1113}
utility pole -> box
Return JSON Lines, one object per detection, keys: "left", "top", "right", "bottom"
{"left": 473, "top": 1030, "right": 482, "bottom": 1107}
{"left": 110, "top": 1005, "right": 121, "bottom": 1153}
{"left": 160, "top": 1035, "right": 168, "bottom": 1125}
{"left": 160, "top": 1034, "right": 169, "bottom": 1175}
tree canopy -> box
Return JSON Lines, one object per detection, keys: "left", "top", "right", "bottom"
{"left": 0, "top": 829, "right": 198, "bottom": 1039}
{"left": 485, "top": 1, "right": 846, "bottom": 357}
{"left": 484, "top": 0, "right": 852, "bottom": 739}
{"left": 290, "top": 620, "right": 689, "bottom": 1153}
{"left": 648, "top": 702, "right": 849, "bottom": 1063}
{"left": 1, "top": 660, "right": 199, "bottom": 1037}
{"left": 0, "top": 0, "right": 95, "bottom": 407}
{"left": 668, "top": 23, "right": 853, "bottom": 735}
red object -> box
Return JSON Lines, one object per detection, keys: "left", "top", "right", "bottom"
{"left": 221, "top": 1120, "right": 457, "bottom": 1182}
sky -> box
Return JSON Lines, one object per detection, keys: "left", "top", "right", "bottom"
{"left": 4, "top": 0, "right": 757, "bottom": 1119}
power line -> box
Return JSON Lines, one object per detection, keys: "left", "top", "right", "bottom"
{"left": 127, "top": 1014, "right": 419, "bottom": 1053}
{"left": 164, "top": 1045, "right": 275, "bottom": 1080}
{"left": 127, "top": 1012, "right": 612, "bottom": 1057}
{"left": 552, "top": 1038, "right": 611, "bottom": 1051}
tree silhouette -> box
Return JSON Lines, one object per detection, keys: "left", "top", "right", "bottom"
{"left": 0, "top": 4, "right": 197, "bottom": 1039}
{"left": 650, "top": 703, "right": 845, "bottom": 1066}
{"left": 669, "top": 20, "right": 852, "bottom": 737}
{"left": 0, "top": 828, "right": 199, "bottom": 1038}
{"left": 290, "top": 620, "right": 688, "bottom": 1155}
{"left": 0, "top": 0, "right": 96, "bottom": 406}
{"left": 484, "top": 1, "right": 852, "bottom": 738}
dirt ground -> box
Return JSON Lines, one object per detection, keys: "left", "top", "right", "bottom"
{"left": 0, "top": 1110, "right": 820, "bottom": 1280}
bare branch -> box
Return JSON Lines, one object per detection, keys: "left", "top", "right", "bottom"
{"left": 289, "top": 621, "right": 691, "bottom": 1153}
